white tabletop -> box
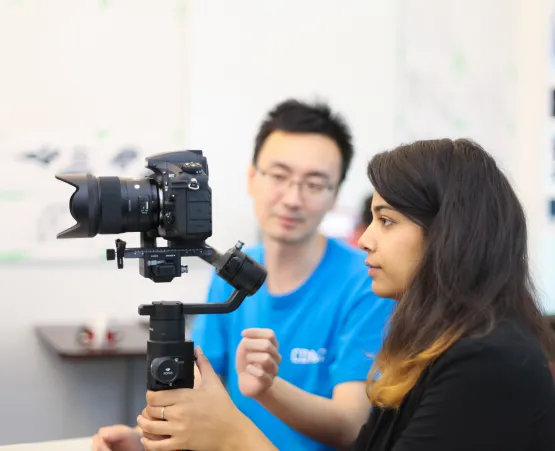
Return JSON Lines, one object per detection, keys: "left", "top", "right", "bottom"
{"left": 0, "top": 437, "right": 91, "bottom": 451}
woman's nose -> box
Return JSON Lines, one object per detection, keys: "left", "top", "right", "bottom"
{"left": 357, "top": 223, "right": 376, "bottom": 252}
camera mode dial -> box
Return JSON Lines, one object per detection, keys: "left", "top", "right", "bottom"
{"left": 181, "top": 162, "right": 203, "bottom": 174}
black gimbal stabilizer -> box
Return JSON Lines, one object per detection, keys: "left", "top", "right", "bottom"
{"left": 55, "top": 150, "right": 267, "bottom": 449}
{"left": 106, "top": 233, "right": 267, "bottom": 392}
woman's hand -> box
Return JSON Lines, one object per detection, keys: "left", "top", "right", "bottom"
{"left": 137, "top": 347, "right": 251, "bottom": 451}
{"left": 236, "top": 328, "right": 282, "bottom": 398}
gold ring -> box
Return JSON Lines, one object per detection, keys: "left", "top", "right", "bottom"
{"left": 161, "top": 406, "right": 165, "bottom": 420}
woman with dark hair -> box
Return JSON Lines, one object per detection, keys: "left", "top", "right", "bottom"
{"left": 137, "top": 138, "right": 555, "bottom": 451}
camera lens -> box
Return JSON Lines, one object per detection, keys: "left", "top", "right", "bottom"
{"left": 55, "top": 173, "right": 161, "bottom": 239}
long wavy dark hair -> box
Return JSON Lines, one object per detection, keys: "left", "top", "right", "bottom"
{"left": 365, "top": 138, "right": 555, "bottom": 408}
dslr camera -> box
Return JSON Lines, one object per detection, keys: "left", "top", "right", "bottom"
{"left": 58, "top": 150, "right": 214, "bottom": 282}
{"left": 56, "top": 150, "right": 267, "bottom": 392}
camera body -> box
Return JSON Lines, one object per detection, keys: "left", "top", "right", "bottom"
{"left": 55, "top": 149, "right": 212, "bottom": 245}
{"left": 145, "top": 150, "right": 212, "bottom": 244}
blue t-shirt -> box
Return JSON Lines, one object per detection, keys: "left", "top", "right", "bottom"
{"left": 191, "top": 237, "right": 395, "bottom": 451}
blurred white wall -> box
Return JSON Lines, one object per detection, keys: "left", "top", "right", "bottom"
{"left": 521, "top": 0, "right": 555, "bottom": 316}
{"left": 0, "top": 0, "right": 398, "bottom": 444}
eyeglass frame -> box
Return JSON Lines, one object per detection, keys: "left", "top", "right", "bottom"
{"left": 253, "top": 165, "right": 338, "bottom": 200}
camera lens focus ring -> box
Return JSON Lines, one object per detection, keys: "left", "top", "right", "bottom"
{"left": 98, "top": 177, "right": 122, "bottom": 234}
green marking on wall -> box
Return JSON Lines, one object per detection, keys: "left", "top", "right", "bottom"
{"left": 175, "top": 0, "right": 187, "bottom": 18}
{"left": 453, "top": 118, "right": 467, "bottom": 133}
{"left": 451, "top": 49, "right": 466, "bottom": 77}
{"left": 173, "top": 129, "right": 185, "bottom": 146}
{"left": 395, "top": 114, "right": 407, "bottom": 132}
{"left": 0, "top": 190, "right": 27, "bottom": 202}
{"left": 507, "top": 62, "right": 518, "bottom": 81}
{"left": 96, "top": 129, "right": 109, "bottom": 140}
{"left": 0, "top": 251, "right": 28, "bottom": 263}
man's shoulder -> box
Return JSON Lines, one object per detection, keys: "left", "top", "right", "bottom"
{"left": 236, "top": 238, "right": 364, "bottom": 267}
{"left": 319, "top": 238, "right": 395, "bottom": 314}
{"left": 242, "top": 242, "right": 264, "bottom": 261}
{"left": 325, "top": 237, "right": 367, "bottom": 270}
{"left": 322, "top": 237, "right": 378, "bottom": 290}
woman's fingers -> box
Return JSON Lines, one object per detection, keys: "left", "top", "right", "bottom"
{"left": 141, "top": 436, "right": 183, "bottom": 451}
{"left": 137, "top": 415, "right": 173, "bottom": 437}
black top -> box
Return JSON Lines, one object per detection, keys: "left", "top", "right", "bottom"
{"left": 350, "top": 318, "right": 555, "bottom": 451}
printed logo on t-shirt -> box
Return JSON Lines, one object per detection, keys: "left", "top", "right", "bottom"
{"left": 290, "top": 347, "right": 327, "bottom": 364}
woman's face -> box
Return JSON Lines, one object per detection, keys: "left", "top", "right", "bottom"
{"left": 358, "top": 192, "right": 425, "bottom": 300}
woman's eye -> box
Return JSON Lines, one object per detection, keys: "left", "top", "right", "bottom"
{"left": 381, "top": 218, "right": 393, "bottom": 227}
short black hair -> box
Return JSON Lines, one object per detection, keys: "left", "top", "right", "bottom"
{"left": 253, "top": 98, "right": 354, "bottom": 183}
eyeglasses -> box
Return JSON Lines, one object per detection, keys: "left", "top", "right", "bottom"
{"left": 255, "top": 167, "right": 336, "bottom": 200}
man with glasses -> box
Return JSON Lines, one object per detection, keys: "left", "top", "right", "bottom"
{"left": 92, "top": 99, "right": 393, "bottom": 451}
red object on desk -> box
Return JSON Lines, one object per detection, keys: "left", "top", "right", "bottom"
{"left": 35, "top": 323, "right": 148, "bottom": 358}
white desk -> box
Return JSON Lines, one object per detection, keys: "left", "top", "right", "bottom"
{"left": 0, "top": 437, "right": 91, "bottom": 451}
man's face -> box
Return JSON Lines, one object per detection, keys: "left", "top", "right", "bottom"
{"left": 248, "top": 130, "right": 342, "bottom": 244}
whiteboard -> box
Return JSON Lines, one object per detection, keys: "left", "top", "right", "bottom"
{"left": 393, "top": 0, "right": 519, "bottom": 172}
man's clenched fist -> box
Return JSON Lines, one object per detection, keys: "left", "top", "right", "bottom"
{"left": 235, "top": 328, "right": 282, "bottom": 398}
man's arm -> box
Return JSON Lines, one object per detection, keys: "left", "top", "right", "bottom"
{"left": 240, "top": 291, "right": 395, "bottom": 449}
{"left": 226, "top": 412, "right": 280, "bottom": 451}
{"left": 255, "top": 378, "right": 369, "bottom": 449}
